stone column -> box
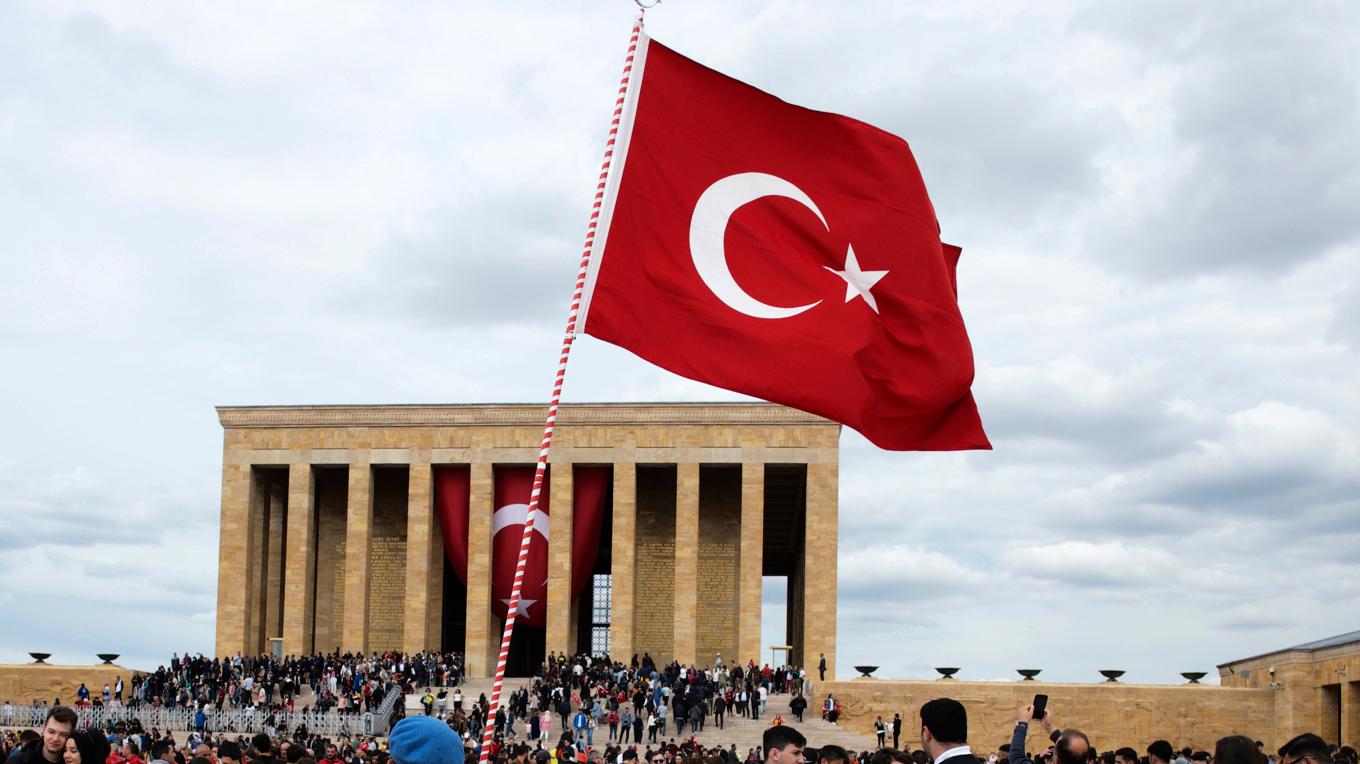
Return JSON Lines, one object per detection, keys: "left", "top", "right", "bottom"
{"left": 673, "top": 462, "right": 700, "bottom": 666}
{"left": 341, "top": 457, "right": 374, "bottom": 653}
{"left": 801, "top": 460, "right": 837, "bottom": 679}
{"left": 465, "top": 462, "right": 497, "bottom": 677}
{"left": 214, "top": 462, "right": 253, "bottom": 656}
{"left": 738, "top": 462, "right": 764, "bottom": 665}
{"left": 403, "top": 454, "right": 434, "bottom": 652}
{"left": 1343, "top": 679, "right": 1360, "bottom": 752}
{"left": 609, "top": 462, "right": 636, "bottom": 661}
{"left": 282, "top": 458, "right": 316, "bottom": 655}
{"left": 546, "top": 465, "right": 575, "bottom": 657}
{"left": 427, "top": 511, "right": 445, "bottom": 649}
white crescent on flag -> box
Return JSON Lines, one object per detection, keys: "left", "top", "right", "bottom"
{"left": 689, "top": 172, "right": 826, "bottom": 320}
{"left": 492, "top": 502, "right": 550, "bottom": 540}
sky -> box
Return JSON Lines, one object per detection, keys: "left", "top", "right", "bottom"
{"left": 1, "top": 1, "right": 1358, "bottom": 685}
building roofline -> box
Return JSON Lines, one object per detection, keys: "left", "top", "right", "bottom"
{"left": 1217, "top": 628, "right": 1360, "bottom": 668}
{"left": 216, "top": 402, "right": 839, "bottom": 429}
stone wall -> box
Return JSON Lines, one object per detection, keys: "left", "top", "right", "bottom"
{"left": 821, "top": 679, "right": 1277, "bottom": 753}
{"left": 698, "top": 466, "right": 740, "bottom": 665}
{"left": 634, "top": 467, "right": 677, "bottom": 661}
{"left": 1220, "top": 643, "right": 1360, "bottom": 747}
{"left": 0, "top": 664, "right": 140, "bottom": 708}
{"left": 312, "top": 469, "right": 347, "bottom": 653}
{"left": 367, "top": 468, "right": 409, "bottom": 652}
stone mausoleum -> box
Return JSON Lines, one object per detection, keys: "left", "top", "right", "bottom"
{"left": 3, "top": 405, "right": 1356, "bottom": 754}
{"left": 213, "top": 402, "right": 840, "bottom": 678}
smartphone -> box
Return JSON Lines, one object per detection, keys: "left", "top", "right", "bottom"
{"left": 1032, "top": 694, "right": 1048, "bottom": 720}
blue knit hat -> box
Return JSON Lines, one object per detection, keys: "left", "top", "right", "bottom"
{"left": 389, "top": 716, "right": 463, "bottom": 764}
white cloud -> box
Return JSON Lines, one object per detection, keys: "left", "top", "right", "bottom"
{"left": 1, "top": 0, "right": 1357, "bottom": 686}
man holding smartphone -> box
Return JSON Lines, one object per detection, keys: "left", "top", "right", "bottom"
{"left": 1007, "top": 701, "right": 1089, "bottom": 764}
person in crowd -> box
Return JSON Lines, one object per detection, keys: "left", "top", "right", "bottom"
{"left": 10, "top": 706, "right": 79, "bottom": 764}
{"left": 919, "top": 698, "right": 977, "bottom": 764}
{"left": 388, "top": 716, "right": 463, "bottom": 764}
{"left": 1009, "top": 703, "right": 1062, "bottom": 764}
{"left": 146, "top": 741, "right": 172, "bottom": 764}
{"left": 1279, "top": 735, "right": 1330, "bottom": 764}
{"left": 249, "top": 735, "right": 277, "bottom": 764}
{"left": 1212, "top": 737, "right": 1265, "bottom": 764}
{"left": 215, "top": 742, "right": 241, "bottom": 764}
{"left": 869, "top": 750, "right": 912, "bottom": 764}
{"left": 763, "top": 726, "right": 807, "bottom": 764}
{"left": 63, "top": 731, "right": 110, "bottom": 764}
{"left": 819, "top": 746, "right": 850, "bottom": 764}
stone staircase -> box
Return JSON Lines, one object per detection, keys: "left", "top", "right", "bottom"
{"left": 405, "top": 679, "right": 878, "bottom": 753}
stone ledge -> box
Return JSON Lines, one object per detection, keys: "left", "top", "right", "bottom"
{"left": 218, "top": 403, "right": 838, "bottom": 429}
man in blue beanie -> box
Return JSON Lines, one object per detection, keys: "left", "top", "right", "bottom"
{"left": 389, "top": 716, "right": 464, "bottom": 764}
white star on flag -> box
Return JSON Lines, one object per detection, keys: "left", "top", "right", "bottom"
{"left": 824, "top": 244, "right": 889, "bottom": 313}
{"left": 501, "top": 598, "right": 536, "bottom": 617}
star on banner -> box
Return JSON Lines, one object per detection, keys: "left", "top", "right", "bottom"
{"left": 501, "top": 598, "right": 536, "bottom": 617}
{"left": 824, "top": 245, "right": 889, "bottom": 313}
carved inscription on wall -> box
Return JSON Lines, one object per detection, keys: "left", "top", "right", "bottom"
{"left": 367, "top": 537, "right": 407, "bottom": 649}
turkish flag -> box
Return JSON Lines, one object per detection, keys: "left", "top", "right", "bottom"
{"left": 579, "top": 33, "right": 989, "bottom": 450}
{"left": 492, "top": 466, "right": 550, "bottom": 627}
{"left": 434, "top": 466, "right": 610, "bottom": 628}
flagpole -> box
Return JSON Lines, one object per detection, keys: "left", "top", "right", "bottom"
{"left": 476, "top": 12, "right": 645, "bottom": 764}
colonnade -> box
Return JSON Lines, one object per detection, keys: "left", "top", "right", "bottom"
{"left": 213, "top": 404, "right": 841, "bottom": 679}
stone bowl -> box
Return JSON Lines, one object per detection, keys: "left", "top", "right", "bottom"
{"left": 854, "top": 665, "right": 879, "bottom": 678}
{"left": 97, "top": 654, "right": 120, "bottom": 665}
{"left": 1181, "top": 672, "right": 1207, "bottom": 684}
{"left": 29, "top": 652, "right": 51, "bottom": 664}
{"left": 1017, "top": 669, "right": 1042, "bottom": 681}
{"left": 1099, "top": 670, "right": 1125, "bottom": 682}
{"left": 935, "top": 667, "right": 960, "bottom": 679}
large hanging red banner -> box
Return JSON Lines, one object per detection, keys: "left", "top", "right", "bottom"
{"left": 432, "top": 465, "right": 609, "bottom": 628}
{"left": 434, "top": 466, "right": 470, "bottom": 585}
{"left": 491, "top": 466, "right": 551, "bottom": 626}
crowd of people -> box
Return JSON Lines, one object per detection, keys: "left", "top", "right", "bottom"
{"left": 2, "top": 691, "right": 1356, "bottom": 764}
{"left": 443, "top": 650, "right": 818, "bottom": 747}
{"left": 47, "top": 652, "right": 464, "bottom": 720}
{"left": 4, "top": 649, "right": 1356, "bottom": 764}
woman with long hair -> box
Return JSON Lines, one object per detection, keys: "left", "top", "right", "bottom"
{"left": 64, "top": 730, "right": 110, "bottom": 764}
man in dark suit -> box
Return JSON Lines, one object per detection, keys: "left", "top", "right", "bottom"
{"left": 920, "top": 698, "right": 977, "bottom": 764}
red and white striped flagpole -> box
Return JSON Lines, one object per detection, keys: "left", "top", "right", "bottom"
{"left": 476, "top": 11, "right": 645, "bottom": 764}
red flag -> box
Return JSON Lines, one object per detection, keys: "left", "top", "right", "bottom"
{"left": 435, "top": 466, "right": 609, "bottom": 627}
{"left": 578, "top": 33, "right": 989, "bottom": 451}
{"left": 492, "top": 466, "right": 549, "bottom": 627}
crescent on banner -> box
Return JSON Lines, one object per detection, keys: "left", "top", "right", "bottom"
{"left": 688, "top": 172, "right": 826, "bottom": 319}
{"left": 492, "top": 503, "right": 550, "bottom": 540}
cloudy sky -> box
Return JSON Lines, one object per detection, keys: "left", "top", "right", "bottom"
{"left": 2, "top": 1, "right": 1357, "bottom": 685}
